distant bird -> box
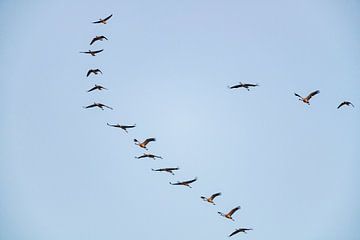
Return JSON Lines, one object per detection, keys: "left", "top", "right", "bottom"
{"left": 135, "top": 153, "right": 162, "bottom": 160}
{"left": 228, "top": 82, "right": 259, "bottom": 91}
{"left": 294, "top": 90, "right": 320, "bottom": 105}
{"left": 90, "top": 35, "right": 108, "bottom": 45}
{"left": 80, "top": 49, "right": 104, "bottom": 56}
{"left": 86, "top": 69, "right": 102, "bottom": 77}
{"left": 83, "top": 102, "right": 113, "bottom": 110}
{"left": 200, "top": 192, "right": 221, "bottom": 205}
{"left": 228, "top": 228, "right": 253, "bottom": 237}
{"left": 87, "top": 84, "right": 107, "bottom": 92}
{"left": 337, "top": 101, "right": 354, "bottom": 109}
{"left": 107, "top": 123, "right": 136, "bottom": 133}
{"left": 218, "top": 206, "right": 241, "bottom": 221}
{"left": 134, "top": 138, "right": 156, "bottom": 150}
{"left": 169, "top": 177, "right": 197, "bottom": 188}
{"left": 92, "top": 14, "right": 113, "bottom": 24}
{"left": 152, "top": 167, "right": 179, "bottom": 175}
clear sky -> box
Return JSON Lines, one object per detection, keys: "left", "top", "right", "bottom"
{"left": 1, "top": 0, "right": 359, "bottom": 239}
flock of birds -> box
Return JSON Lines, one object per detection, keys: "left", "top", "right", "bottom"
{"left": 79, "top": 14, "right": 355, "bottom": 238}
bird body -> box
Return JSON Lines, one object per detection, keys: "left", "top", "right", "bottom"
{"left": 107, "top": 123, "right": 136, "bottom": 133}
{"left": 134, "top": 138, "right": 156, "bottom": 150}
{"left": 80, "top": 49, "right": 104, "bottom": 56}
{"left": 87, "top": 84, "right": 107, "bottom": 92}
{"left": 294, "top": 90, "right": 320, "bottom": 105}
{"left": 92, "top": 14, "right": 113, "bottom": 24}
{"left": 136, "top": 153, "right": 162, "bottom": 160}
{"left": 228, "top": 82, "right": 258, "bottom": 91}
{"left": 152, "top": 167, "right": 179, "bottom": 175}
{"left": 337, "top": 101, "right": 354, "bottom": 109}
{"left": 201, "top": 192, "right": 221, "bottom": 205}
{"left": 83, "top": 102, "right": 113, "bottom": 110}
{"left": 228, "top": 228, "right": 253, "bottom": 237}
{"left": 86, "top": 69, "right": 102, "bottom": 77}
{"left": 169, "top": 177, "right": 197, "bottom": 188}
{"left": 218, "top": 206, "right": 241, "bottom": 221}
{"left": 90, "top": 35, "right": 108, "bottom": 45}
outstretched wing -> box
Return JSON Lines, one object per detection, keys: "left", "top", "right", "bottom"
{"left": 103, "top": 14, "right": 113, "bottom": 21}
{"left": 86, "top": 69, "right": 94, "bottom": 76}
{"left": 92, "top": 49, "right": 104, "bottom": 54}
{"left": 122, "top": 125, "right": 136, "bottom": 129}
{"left": 103, "top": 104, "right": 113, "bottom": 110}
{"left": 294, "top": 93, "right": 302, "bottom": 99}
{"left": 90, "top": 37, "right": 97, "bottom": 45}
{"left": 210, "top": 192, "right": 222, "bottom": 200}
{"left": 229, "top": 229, "right": 241, "bottom": 237}
{"left": 182, "top": 177, "right": 197, "bottom": 185}
{"left": 244, "top": 83, "right": 258, "bottom": 87}
{"left": 87, "top": 86, "right": 97, "bottom": 92}
{"left": 228, "top": 206, "right": 241, "bottom": 216}
{"left": 306, "top": 90, "right": 320, "bottom": 100}
{"left": 143, "top": 138, "right": 156, "bottom": 145}
{"left": 83, "top": 103, "right": 96, "bottom": 108}
{"left": 229, "top": 84, "right": 241, "bottom": 89}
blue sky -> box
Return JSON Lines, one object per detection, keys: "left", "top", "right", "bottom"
{"left": 1, "top": 0, "right": 359, "bottom": 239}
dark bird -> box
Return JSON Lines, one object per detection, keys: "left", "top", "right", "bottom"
{"left": 87, "top": 84, "right": 107, "bottom": 92}
{"left": 135, "top": 153, "right": 162, "bottom": 160}
{"left": 228, "top": 228, "right": 253, "bottom": 237}
{"left": 169, "top": 177, "right": 197, "bottom": 188}
{"left": 90, "top": 35, "right": 108, "bottom": 45}
{"left": 294, "top": 90, "right": 320, "bottom": 105}
{"left": 92, "top": 14, "right": 113, "bottom": 24}
{"left": 200, "top": 192, "right": 222, "bottom": 205}
{"left": 83, "top": 102, "right": 113, "bottom": 110}
{"left": 228, "top": 82, "right": 259, "bottom": 91}
{"left": 86, "top": 69, "right": 102, "bottom": 77}
{"left": 218, "top": 206, "right": 241, "bottom": 221}
{"left": 337, "top": 101, "right": 354, "bottom": 109}
{"left": 134, "top": 138, "right": 156, "bottom": 150}
{"left": 80, "top": 49, "right": 104, "bottom": 56}
{"left": 107, "top": 123, "right": 136, "bottom": 133}
{"left": 151, "top": 167, "right": 179, "bottom": 175}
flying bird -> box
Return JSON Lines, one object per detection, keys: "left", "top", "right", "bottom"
{"left": 218, "top": 206, "right": 241, "bottom": 221}
{"left": 83, "top": 102, "right": 113, "bottom": 110}
{"left": 92, "top": 14, "right": 113, "bottom": 24}
{"left": 151, "top": 167, "right": 179, "bottom": 175}
{"left": 169, "top": 177, "right": 197, "bottom": 188}
{"left": 135, "top": 153, "right": 162, "bottom": 160}
{"left": 107, "top": 123, "right": 136, "bottom": 133}
{"left": 90, "top": 35, "right": 108, "bottom": 45}
{"left": 134, "top": 138, "right": 156, "bottom": 150}
{"left": 294, "top": 90, "right": 320, "bottom": 105}
{"left": 86, "top": 69, "right": 102, "bottom": 77}
{"left": 80, "top": 49, "right": 104, "bottom": 56}
{"left": 228, "top": 82, "right": 259, "bottom": 91}
{"left": 87, "top": 84, "right": 107, "bottom": 92}
{"left": 337, "top": 101, "right": 354, "bottom": 109}
{"left": 200, "top": 192, "right": 222, "bottom": 205}
{"left": 228, "top": 228, "right": 253, "bottom": 237}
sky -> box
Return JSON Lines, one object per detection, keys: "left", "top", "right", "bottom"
{"left": 1, "top": 0, "right": 360, "bottom": 239}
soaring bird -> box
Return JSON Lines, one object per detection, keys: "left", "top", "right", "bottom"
{"left": 135, "top": 153, "right": 162, "bottom": 160}
{"left": 83, "top": 102, "right": 113, "bottom": 110}
{"left": 86, "top": 69, "right": 102, "bottom": 77}
{"left": 87, "top": 84, "right": 107, "bottom": 92}
{"left": 107, "top": 123, "right": 136, "bottom": 133}
{"left": 92, "top": 14, "right": 113, "bottom": 24}
{"left": 90, "top": 35, "right": 108, "bottom": 45}
{"left": 218, "top": 206, "right": 241, "bottom": 221}
{"left": 80, "top": 49, "right": 104, "bottom": 56}
{"left": 134, "top": 138, "right": 156, "bottom": 150}
{"left": 337, "top": 101, "right": 354, "bottom": 109}
{"left": 228, "top": 228, "right": 253, "bottom": 237}
{"left": 294, "top": 90, "right": 320, "bottom": 105}
{"left": 200, "top": 192, "right": 222, "bottom": 205}
{"left": 151, "top": 167, "right": 179, "bottom": 175}
{"left": 169, "top": 177, "right": 197, "bottom": 188}
{"left": 228, "top": 82, "right": 259, "bottom": 91}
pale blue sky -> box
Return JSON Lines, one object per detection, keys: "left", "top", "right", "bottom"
{"left": 1, "top": 1, "right": 359, "bottom": 240}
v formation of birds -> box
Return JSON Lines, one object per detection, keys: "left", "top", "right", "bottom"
{"left": 80, "top": 14, "right": 355, "bottom": 238}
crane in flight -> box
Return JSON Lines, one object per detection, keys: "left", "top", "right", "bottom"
{"left": 200, "top": 192, "right": 221, "bottom": 205}
{"left": 218, "top": 206, "right": 241, "bottom": 221}
{"left": 87, "top": 84, "right": 107, "bottom": 92}
{"left": 134, "top": 138, "right": 156, "bottom": 150}
{"left": 337, "top": 101, "right": 354, "bottom": 109}
{"left": 80, "top": 49, "right": 104, "bottom": 56}
{"left": 228, "top": 82, "right": 259, "bottom": 91}
{"left": 86, "top": 69, "right": 102, "bottom": 77}
{"left": 228, "top": 228, "right": 253, "bottom": 237}
{"left": 151, "top": 167, "right": 179, "bottom": 175}
{"left": 107, "top": 123, "right": 136, "bottom": 133}
{"left": 169, "top": 177, "right": 197, "bottom": 188}
{"left": 294, "top": 90, "right": 320, "bottom": 105}
{"left": 135, "top": 153, "right": 162, "bottom": 160}
{"left": 92, "top": 14, "right": 113, "bottom": 24}
{"left": 90, "top": 35, "right": 108, "bottom": 45}
{"left": 83, "top": 102, "right": 113, "bottom": 110}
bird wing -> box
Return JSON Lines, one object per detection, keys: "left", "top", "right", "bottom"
{"left": 103, "top": 14, "right": 113, "bottom": 21}
{"left": 294, "top": 93, "right": 302, "bottom": 99}
{"left": 229, "top": 84, "right": 241, "bottom": 89}
{"left": 103, "top": 104, "right": 113, "bottom": 110}
{"left": 337, "top": 102, "right": 346, "bottom": 109}
{"left": 228, "top": 206, "right": 240, "bottom": 216}
{"left": 306, "top": 90, "right": 320, "bottom": 100}
{"left": 210, "top": 192, "right": 222, "bottom": 200}
{"left": 92, "top": 19, "right": 102, "bottom": 24}
{"left": 84, "top": 103, "right": 96, "bottom": 108}
{"left": 90, "top": 38, "right": 97, "bottom": 45}
{"left": 122, "top": 125, "right": 136, "bottom": 129}
{"left": 143, "top": 138, "right": 156, "bottom": 145}
{"left": 182, "top": 177, "right": 197, "bottom": 185}
{"left": 167, "top": 167, "right": 179, "bottom": 171}
{"left": 229, "top": 229, "right": 240, "bottom": 237}
{"left": 86, "top": 69, "right": 93, "bottom": 76}
{"left": 92, "top": 49, "right": 104, "bottom": 54}
{"left": 102, "top": 36, "right": 108, "bottom": 40}
{"left": 87, "top": 86, "right": 97, "bottom": 92}
{"left": 244, "top": 83, "right": 258, "bottom": 87}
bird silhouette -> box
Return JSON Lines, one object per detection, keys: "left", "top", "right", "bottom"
{"left": 135, "top": 153, "right": 162, "bottom": 160}
{"left": 337, "top": 101, "right": 354, "bottom": 109}
{"left": 86, "top": 69, "right": 102, "bottom": 77}
{"left": 228, "top": 228, "right": 253, "bottom": 237}
{"left": 228, "top": 82, "right": 259, "bottom": 91}
{"left": 218, "top": 206, "right": 241, "bottom": 221}
{"left": 151, "top": 167, "right": 179, "bottom": 175}
{"left": 83, "top": 102, "right": 113, "bottom": 110}
{"left": 200, "top": 192, "right": 221, "bottom": 205}
{"left": 134, "top": 138, "right": 156, "bottom": 150}
{"left": 87, "top": 84, "right": 107, "bottom": 92}
{"left": 107, "top": 123, "right": 136, "bottom": 133}
{"left": 90, "top": 35, "right": 108, "bottom": 45}
{"left": 294, "top": 90, "right": 320, "bottom": 105}
{"left": 169, "top": 177, "right": 197, "bottom": 188}
{"left": 80, "top": 49, "right": 104, "bottom": 56}
{"left": 92, "top": 14, "right": 113, "bottom": 24}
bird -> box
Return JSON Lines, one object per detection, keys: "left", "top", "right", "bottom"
{"left": 90, "top": 35, "right": 108, "bottom": 45}
{"left": 228, "top": 82, "right": 259, "bottom": 91}
{"left": 87, "top": 84, "right": 107, "bottom": 92}
{"left": 83, "top": 102, "right": 113, "bottom": 110}
{"left": 218, "top": 206, "right": 241, "bottom": 221}
{"left": 80, "top": 49, "right": 104, "bottom": 56}
{"left": 135, "top": 153, "right": 162, "bottom": 160}
{"left": 134, "top": 138, "right": 156, "bottom": 150}
{"left": 151, "top": 167, "right": 179, "bottom": 175}
{"left": 92, "top": 14, "right": 113, "bottom": 24}
{"left": 107, "top": 123, "right": 136, "bottom": 133}
{"left": 228, "top": 228, "right": 253, "bottom": 237}
{"left": 169, "top": 177, "right": 197, "bottom": 188}
{"left": 86, "top": 69, "right": 102, "bottom": 77}
{"left": 200, "top": 192, "right": 221, "bottom": 205}
{"left": 337, "top": 101, "right": 354, "bottom": 109}
{"left": 294, "top": 90, "right": 320, "bottom": 105}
